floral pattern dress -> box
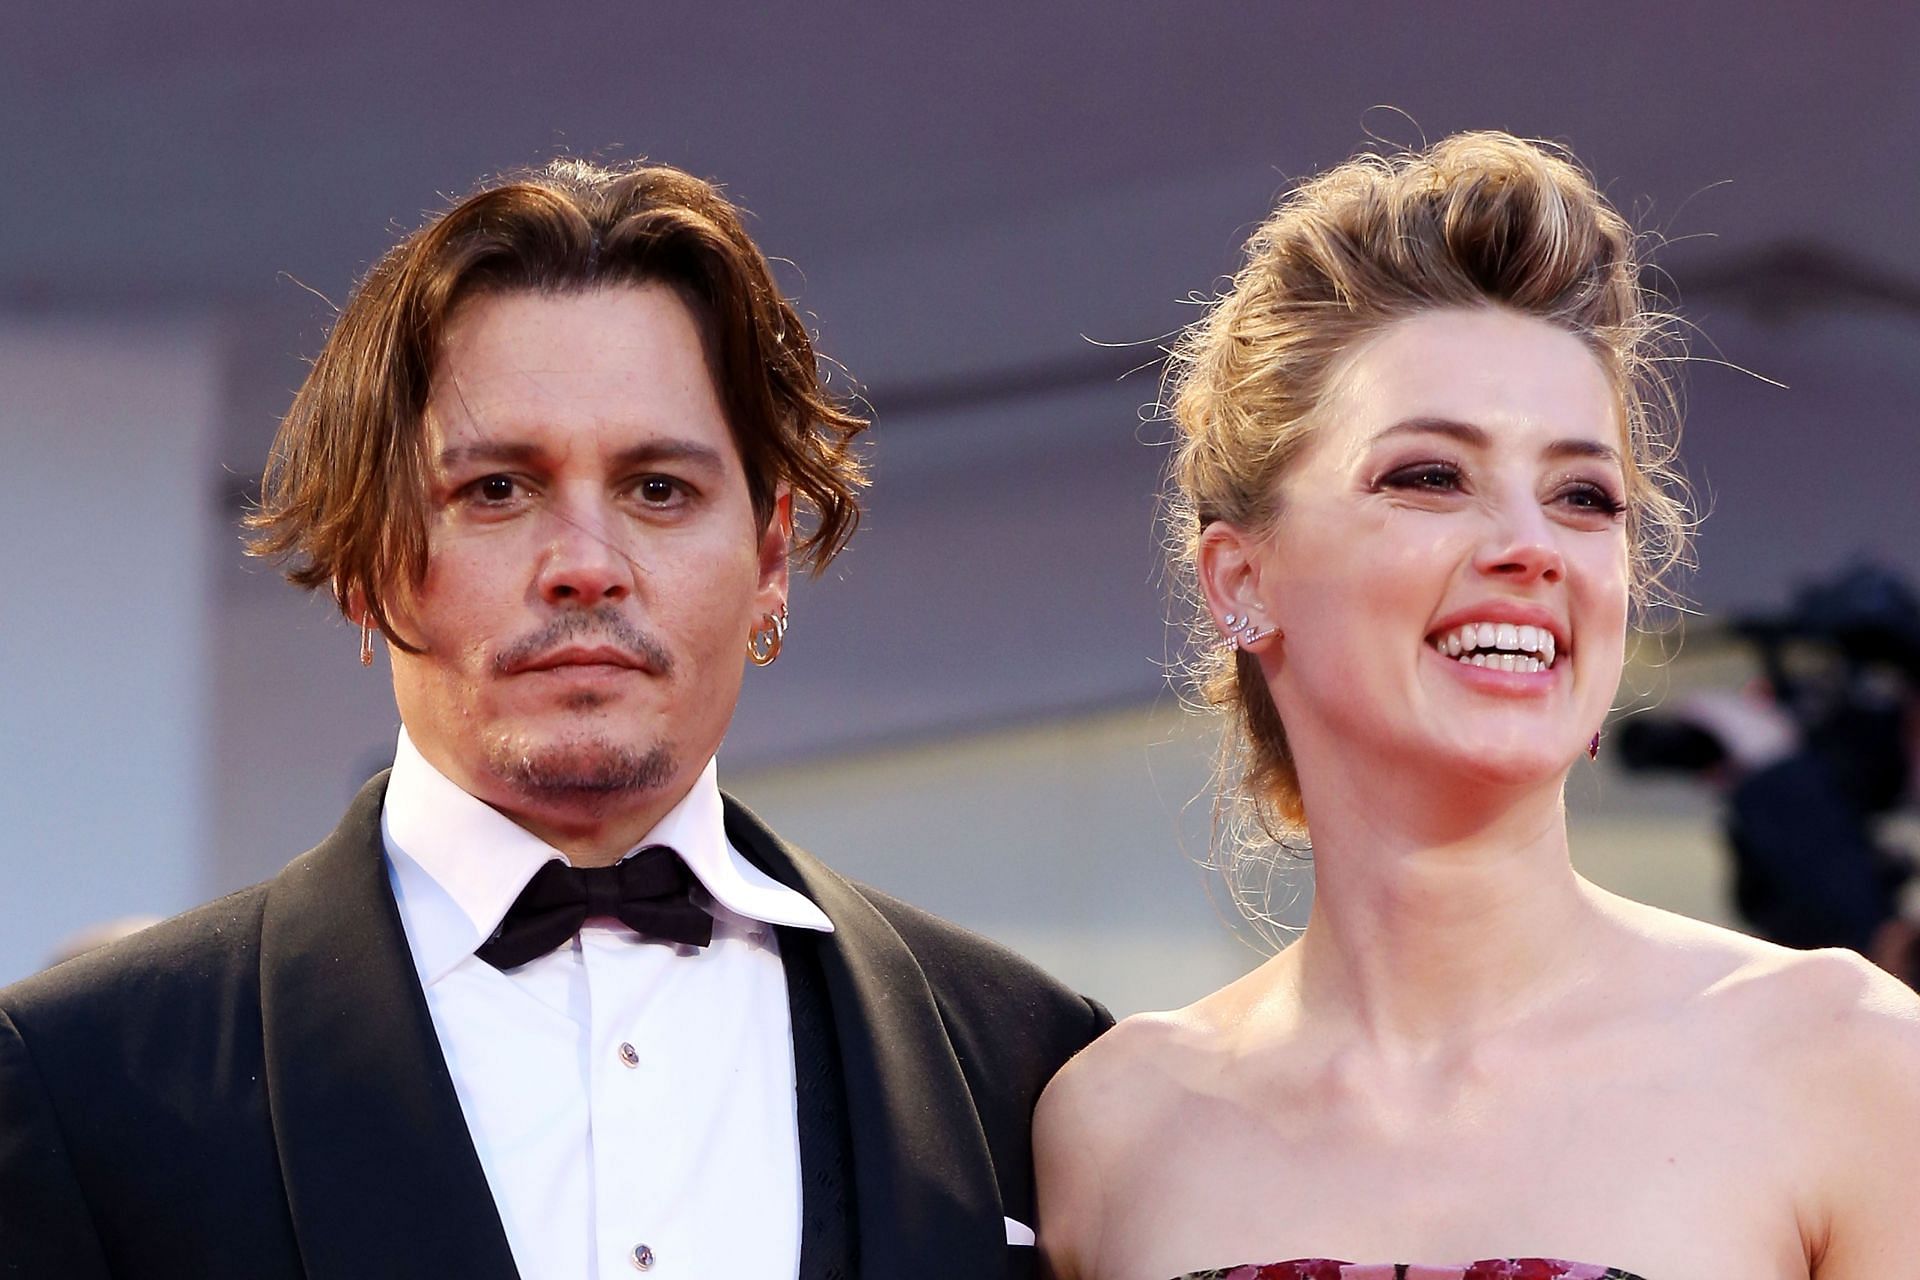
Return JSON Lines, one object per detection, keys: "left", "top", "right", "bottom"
{"left": 1177, "top": 1261, "right": 1646, "bottom": 1280}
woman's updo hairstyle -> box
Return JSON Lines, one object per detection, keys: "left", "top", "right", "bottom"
{"left": 1165, "top": 130, "right": 1691, "bottom": 870}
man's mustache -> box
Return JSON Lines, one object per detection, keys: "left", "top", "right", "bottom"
{"left": 493, "top": 608, "right": 674, "bottom": 676}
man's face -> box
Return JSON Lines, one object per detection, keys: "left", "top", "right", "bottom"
{"left": 385, "top": 284, "right": 787, "bottom": 850}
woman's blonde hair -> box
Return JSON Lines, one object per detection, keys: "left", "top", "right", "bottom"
{"left": 1164, "top": 130, "right": 1692, "bottom": 892}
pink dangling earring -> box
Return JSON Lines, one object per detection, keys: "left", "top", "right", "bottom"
{"left": 359, "top": 618, "right": 376, "bottom": 668}
{"left": 1588, "top": 732, "right": 1601, "bottom": 761}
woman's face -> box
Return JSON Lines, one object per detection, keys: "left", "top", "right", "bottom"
{"left": 1248, "top": 307, "right": 1631, "bottom": 801}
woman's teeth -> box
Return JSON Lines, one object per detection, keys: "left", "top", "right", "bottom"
{"left": 1432, "top": 621, "right": 1558, "bottom": 672}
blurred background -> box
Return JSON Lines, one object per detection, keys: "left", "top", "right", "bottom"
{"left": 5, "top": 3, "right": 1919, "bottom": 1009}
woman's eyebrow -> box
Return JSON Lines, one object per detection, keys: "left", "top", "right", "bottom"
{"left": 1544, "top": 437, "right": 1621, "bottom": 465}
{"left": 1368, "top": 417, "right": 1489, "bottom": 448}
{"left": 1369, "top": 417, "right": 1620, "bottom": 465}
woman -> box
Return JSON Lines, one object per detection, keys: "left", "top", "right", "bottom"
{"left": 1035, "top": 132, "right": 1920, "bottom": 1280}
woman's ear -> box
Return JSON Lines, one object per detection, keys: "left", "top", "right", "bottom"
{"left": 1197, "top": 520, "right": 1279, "bottom": 652}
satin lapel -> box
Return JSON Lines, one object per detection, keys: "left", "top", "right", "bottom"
{"left": 724, "top": 795, "right": 1006, "bottom": 1280}
{"left": 259, "top": 773, "right": 519, "bottom": 1280}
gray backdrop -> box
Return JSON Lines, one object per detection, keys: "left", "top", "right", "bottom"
{"left": 4, "top": 3, "right": 1916, "bottom": 988}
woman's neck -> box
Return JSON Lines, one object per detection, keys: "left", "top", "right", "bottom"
{"left": 1276, "top": 772, "right": 1612, "bottom": 1054}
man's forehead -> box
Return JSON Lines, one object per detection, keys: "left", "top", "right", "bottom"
{"left": 429, "top": 363, "right": 675, "bottom": 423}
{"left": 423, "top": 364, "right": 726, "bottom": 456}
{"left": 431, "top": 285, "right": 721, "bottom": 409}
{"left": 437, "top": 284, "right": 708, "bottom": 367}
{"left": 418, "top": 286, "right": 742, "bottom": 478}
{"left": 422, "top": 380, "right": 740, "bottom": 479}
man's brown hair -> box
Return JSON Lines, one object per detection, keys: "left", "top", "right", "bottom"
{"left": 246, "top": 158, "right": 868, "bottom": 650}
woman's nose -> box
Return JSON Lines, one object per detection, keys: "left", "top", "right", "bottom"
{"left": 1474, "top": 494, "right": 1565, "bottom": 585}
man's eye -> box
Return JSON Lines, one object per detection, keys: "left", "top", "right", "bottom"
{"left": 637, "top": 476, "right": 680, "bottom": 504}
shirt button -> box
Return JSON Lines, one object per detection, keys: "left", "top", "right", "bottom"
{"left": 618, "top": 1041, "right": 640, "bottom": 1068}
{"left": 631, "top": 1243, "right": 655, "bottom": 1270}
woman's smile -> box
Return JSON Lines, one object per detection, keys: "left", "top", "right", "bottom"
{"left": 1423, "top": 605, "right": 1573, "bottom": 700}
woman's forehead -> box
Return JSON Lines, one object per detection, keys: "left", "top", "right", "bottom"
{"left": 1304, "top": 309, "right": 1623, "bottom": 468}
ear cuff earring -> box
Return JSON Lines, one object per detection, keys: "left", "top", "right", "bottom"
{"left": 1221, "top": 613, "right": 1270, "bottom": 651}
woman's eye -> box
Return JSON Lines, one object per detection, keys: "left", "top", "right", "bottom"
{"left": 1381, "top": 462, "right": 1462, "bottom": 492}
{"left": 1558, "top": 482, "right": 1626, "bottom": 516}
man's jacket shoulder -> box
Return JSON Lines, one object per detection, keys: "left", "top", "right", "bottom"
{"left": 855, "top": 879, "right": 1109, "bottom": 1033}
{"left": 1, "top": 882, "right": 273, "bottom": 1041}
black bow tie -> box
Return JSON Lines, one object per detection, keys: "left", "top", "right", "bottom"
{"left": 474, "top": 847, "right": 715, "bottom": 971}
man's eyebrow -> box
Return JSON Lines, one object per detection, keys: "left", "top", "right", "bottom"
{"left": 436, "top": 441, "right": 542, "bottom": 470}
{"left": 1369, "top": 416, "right": 1620, "bottom": 465}
{"left": 606, "top": 440, "right": 729, "bottom": 471}
{"left": 434, "top": 438, "right": 731, "bottom": 471}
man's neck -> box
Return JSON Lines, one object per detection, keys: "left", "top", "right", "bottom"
{"left": 403, "top": 731, "right": 707, "bottom": 867}
{"left": 504, "top": 800, "right": 690, "bottom": 867}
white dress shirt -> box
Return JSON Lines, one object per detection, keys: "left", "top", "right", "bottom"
{"left": 382, "top": 729, "right": 834, "bottom": 1280}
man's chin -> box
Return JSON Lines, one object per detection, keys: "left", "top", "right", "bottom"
{"left": 484, "top": 735, "right": 677, "bottom": 807}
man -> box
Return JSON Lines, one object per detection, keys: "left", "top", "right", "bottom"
{"left": 0, "top": 159, "right": 1109, "bottom": 1279}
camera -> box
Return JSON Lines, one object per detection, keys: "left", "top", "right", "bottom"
{"left": 1617, "top": 562, "right": 1920, "bottom": 809}
{"left": 1615, "top": 563, "right": 1920, "bottom": 967}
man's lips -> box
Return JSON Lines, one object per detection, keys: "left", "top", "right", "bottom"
{"left": 508, "top": 645, "right": 653, "bottom": 675}
{"left": 492, "top": 610, "right": 675, "bottom": 679}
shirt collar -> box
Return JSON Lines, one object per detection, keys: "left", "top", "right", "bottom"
{"left": 382, "top": 728, "right": 831, "bottom": 986}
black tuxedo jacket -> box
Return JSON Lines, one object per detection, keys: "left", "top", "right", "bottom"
{"left": 0, "top": 775, "right": 1110, "bottom": 1278}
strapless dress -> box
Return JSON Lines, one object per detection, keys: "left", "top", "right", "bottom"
{"left": 1176, "top": 1262, "right": 1647, "bottom": 1279}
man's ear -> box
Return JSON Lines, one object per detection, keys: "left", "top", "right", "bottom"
{"left": 338, "top": 581, "right": 384, "bottom": 668}
{"left": 341, "top": 580, "right": 419, "bottom": 656}
{"left": 1196, "top": 520, "right": 1279, "bottom": 652}
{"left": 757, "top": 488, "right": 793, "bottom": 600}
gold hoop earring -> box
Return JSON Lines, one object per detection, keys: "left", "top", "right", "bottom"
{"left": 359, "top": 618, "right": 376, "bottom": 668}
{"left": 747, "top": 603, "right": 788, "bottom": 667}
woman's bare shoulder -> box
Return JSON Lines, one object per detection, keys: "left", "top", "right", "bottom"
{"left": 1731, "top": 939, "right": 1920, "bottom": 1095}
{"left": 1578, "top": 893, "right": 1920, "bottom": 1090}
{"left": 1602, "top": 893, "right": 1916, "bottom": 1027}
{"left": 1618, "top": 900, "right": 1920, "bottom": 1126}
{"left": 1615, "top": 895, "right": 1917, "bottom": 1019}
{"left": 1040, "top": 971, "right": 1276, "bottom": 1161}
{"left": 1743, "top": 946, "right": 1920, "bottom": 1272}
{"left": 1579, "top": 898, "right": 1920, "bottom": 1269}
{"left": 1038, "top": 993, "right": 1241, "bottom": 1140}
{"left": 1035, "top": 985, "right": 1264, "bottom": 1279}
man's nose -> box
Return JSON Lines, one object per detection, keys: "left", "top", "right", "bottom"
{"left": 534, "top": 505, "right": 635, "bottom": 605}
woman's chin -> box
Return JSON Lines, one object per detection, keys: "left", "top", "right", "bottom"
{"left": 1424, "top": 736, "right": 1578, "bottom": 793}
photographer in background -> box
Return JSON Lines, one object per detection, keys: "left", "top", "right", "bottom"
{"left": 1622, "top": 564, "right": 1920, "bottom": 983}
